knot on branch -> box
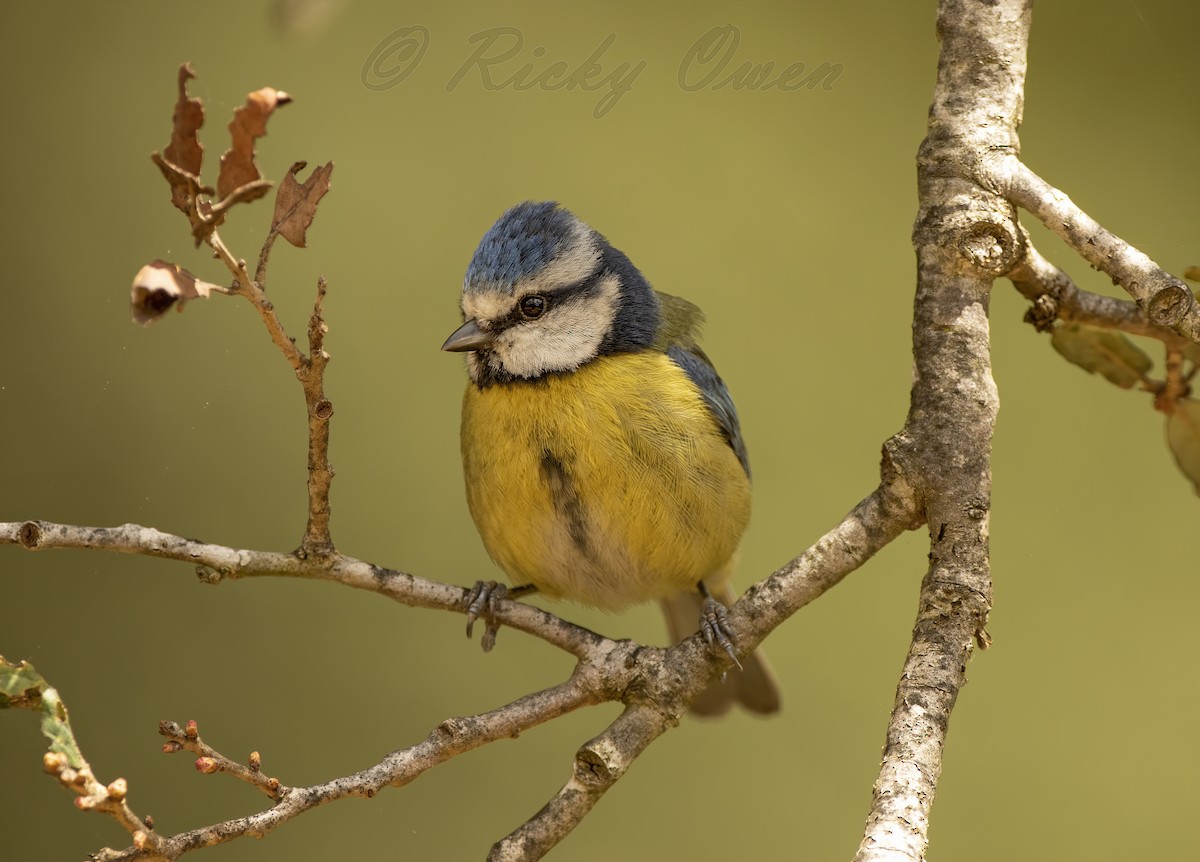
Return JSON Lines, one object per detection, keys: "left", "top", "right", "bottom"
{"left": 964, "top": 502, "right": 988, "bottom": 521}
{"left": 1146, "top": 283, "right": 1196, "bottom": 328}
{"left": 194, "top": 565, "right": 227, "bottom": 584}
{"left": 881, "top": 433, "right": 927, "bottom": 506}
{"left": 17, "top": 520, "right": 42, "bottom": 548}
{"left": 1023, "top": 294, "right": 1058, "bottom": 332}
{"left": 312, "top": 399, "right": 334, "bottom": 420}
{"left": 574, "top": 740, "right": 619, "bottom": 787}
{"left": 956, "top": 218, "right": 1023, "bottom": 277}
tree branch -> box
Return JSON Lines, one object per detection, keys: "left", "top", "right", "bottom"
{"left": 3, "top": 463, "right": 920, "bottom": 860}
{"left": 491, "top": 475, "right": 923, "bottom": 859}
{"left": 994, "top": 159, "right": 1200, "bottom": 341}
{"left": 1007, "top": 226, "right": 1192, "bottom": 347}
{"left": 301, "top": 276, "right": 334, "bottom": 555}
{"left": 854, "top": 1, "right": 1023, "bottom": 857}
{"left": 204, "top": 222, "right": 337, "bottom": 556}
{"left": 88, "top": 674, "right": 598, "bottom": 861}
{"left": 489, "top": 704, "right": 667, "bottom": 861}
{"left": 207, "top": 230, "right": 307, "bottom": 373}
{"left": 159, "top": 720, "right": 283, "bottom": 801}
{"left": 0, "top": 520, "right": 607, "bottom": 660}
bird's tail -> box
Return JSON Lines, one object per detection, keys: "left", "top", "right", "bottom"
{"left": 659, "top": 584, "right": 781, "bottom": 717}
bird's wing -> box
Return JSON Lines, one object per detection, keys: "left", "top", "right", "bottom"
{"left": 656, "top": 291, "right": 751, "bottom": 479}
{"left": 653, "top": 290, "right": 706, "bottom": 351}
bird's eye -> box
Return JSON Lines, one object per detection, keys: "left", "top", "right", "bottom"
{"left": 520, "top": 295, "right": 547, "bottom": 319}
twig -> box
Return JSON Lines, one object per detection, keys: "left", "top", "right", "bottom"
{"left": 204, "top": 230, "right": 306, "bottom": 371}
{"left": 254, "top": 227, "right": 280, "bottom": 289}
{"left": 208, "top": 219, "right": 336, "bottom": 554}
{"left": 42, "top": 753, "right": 161, "bottom": 858}
{"left": 994, "top": 159, "right": 1200, "bottom": 342}
{"left": 1007, "top": 227, "right": 1191, "bottom": 348}
{"left": 300, "top": 277, "right": 334, "bottom": 555}
{"left": 0, "top": 520, "right": 607, "bottom": 661}
{"left": 91, "top": 676, "right": 600, "bottom": 862}
{"left": 159, "top": 720, "right": 283, "bottom": 800}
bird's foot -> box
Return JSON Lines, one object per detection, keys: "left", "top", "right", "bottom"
{"left": 699, "top": 596, "right": 743, "bottom": 671}
{"left": 465, "top": 580, "right": 508, "bottom": 652}
{"left": 465, "top": 582, "right": 538, "bottom": 652}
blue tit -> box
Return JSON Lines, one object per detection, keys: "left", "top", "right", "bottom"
{"left": 442, "top": 201, "right": 779, "bottom": 716}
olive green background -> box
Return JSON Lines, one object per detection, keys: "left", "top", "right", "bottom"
{"left": 2, "top": 1, "right": 1197, "bottom": 860}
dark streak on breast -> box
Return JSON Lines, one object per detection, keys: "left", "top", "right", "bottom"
{"left": 540, "top": 450, "right": 590, "bottom": 556}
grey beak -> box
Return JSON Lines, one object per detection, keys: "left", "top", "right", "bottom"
{"left": 441, "top": 319, "right": 495, "bottom": 352}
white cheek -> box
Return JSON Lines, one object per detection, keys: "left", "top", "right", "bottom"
{"left": 497, "top": 276, "right": 620, "bottom": 378}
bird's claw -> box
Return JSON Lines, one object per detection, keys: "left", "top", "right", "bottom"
{"left": 465, "top": 580, "right": 507, "bottom": 652}
{"left": 700, "top": 597, "right": 743, "bottom": 671}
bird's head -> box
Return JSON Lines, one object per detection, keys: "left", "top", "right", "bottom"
{"left": 442, "top": 201, "right": 660, "bottom": 385}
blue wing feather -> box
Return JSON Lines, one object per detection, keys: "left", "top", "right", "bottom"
{"left": 666, "top": 344, "right": 751, "bottom": 479}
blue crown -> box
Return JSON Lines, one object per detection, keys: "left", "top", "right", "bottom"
{"left": 465, "top": 201, "right": 580, "bottom": 293}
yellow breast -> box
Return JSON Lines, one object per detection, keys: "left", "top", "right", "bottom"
{"left": 460, "top": 351, "right": 751, "bottom": 611}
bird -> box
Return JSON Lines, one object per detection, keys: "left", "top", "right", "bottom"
{"left": 442, "top": 201, "right": 780, "bottom": 716}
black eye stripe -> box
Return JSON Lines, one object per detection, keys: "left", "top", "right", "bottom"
{"left": 505, "top": 268, "right": 608, "bottom": 326}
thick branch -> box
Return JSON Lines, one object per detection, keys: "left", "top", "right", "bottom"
{"left": 854, "top": 1, "right": 1021, "bottom": 858}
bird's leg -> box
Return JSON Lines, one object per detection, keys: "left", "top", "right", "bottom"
{"left": 465, "top": 581, "right": 538, "bottom": 652}
{"left": 697, "top": 581, "right": 743, "bottom": 671}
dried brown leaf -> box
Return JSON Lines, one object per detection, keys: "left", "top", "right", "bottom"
{"left": 130, "top": 260, "right": 220, "bottom": 326}
{"left": 1050, "top": 322, "right": 1153, "bottom": 389}
{"left": 217, "top": 88, "right": 292, "bottom": 201}
{"left": 165, "top": 64, "right": 204, "bottom": 177}
{"left": 153, "top": 64, "right": 209, "bottom": 213}
{"left": 1182, "top": 265, "right": 1200, "bottom": 282}
{"left": 1166, "top": 398, "right": 1200, "bottom": 495}
{"left": 272, "top": 161, "right": 334, "bottom": 247}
